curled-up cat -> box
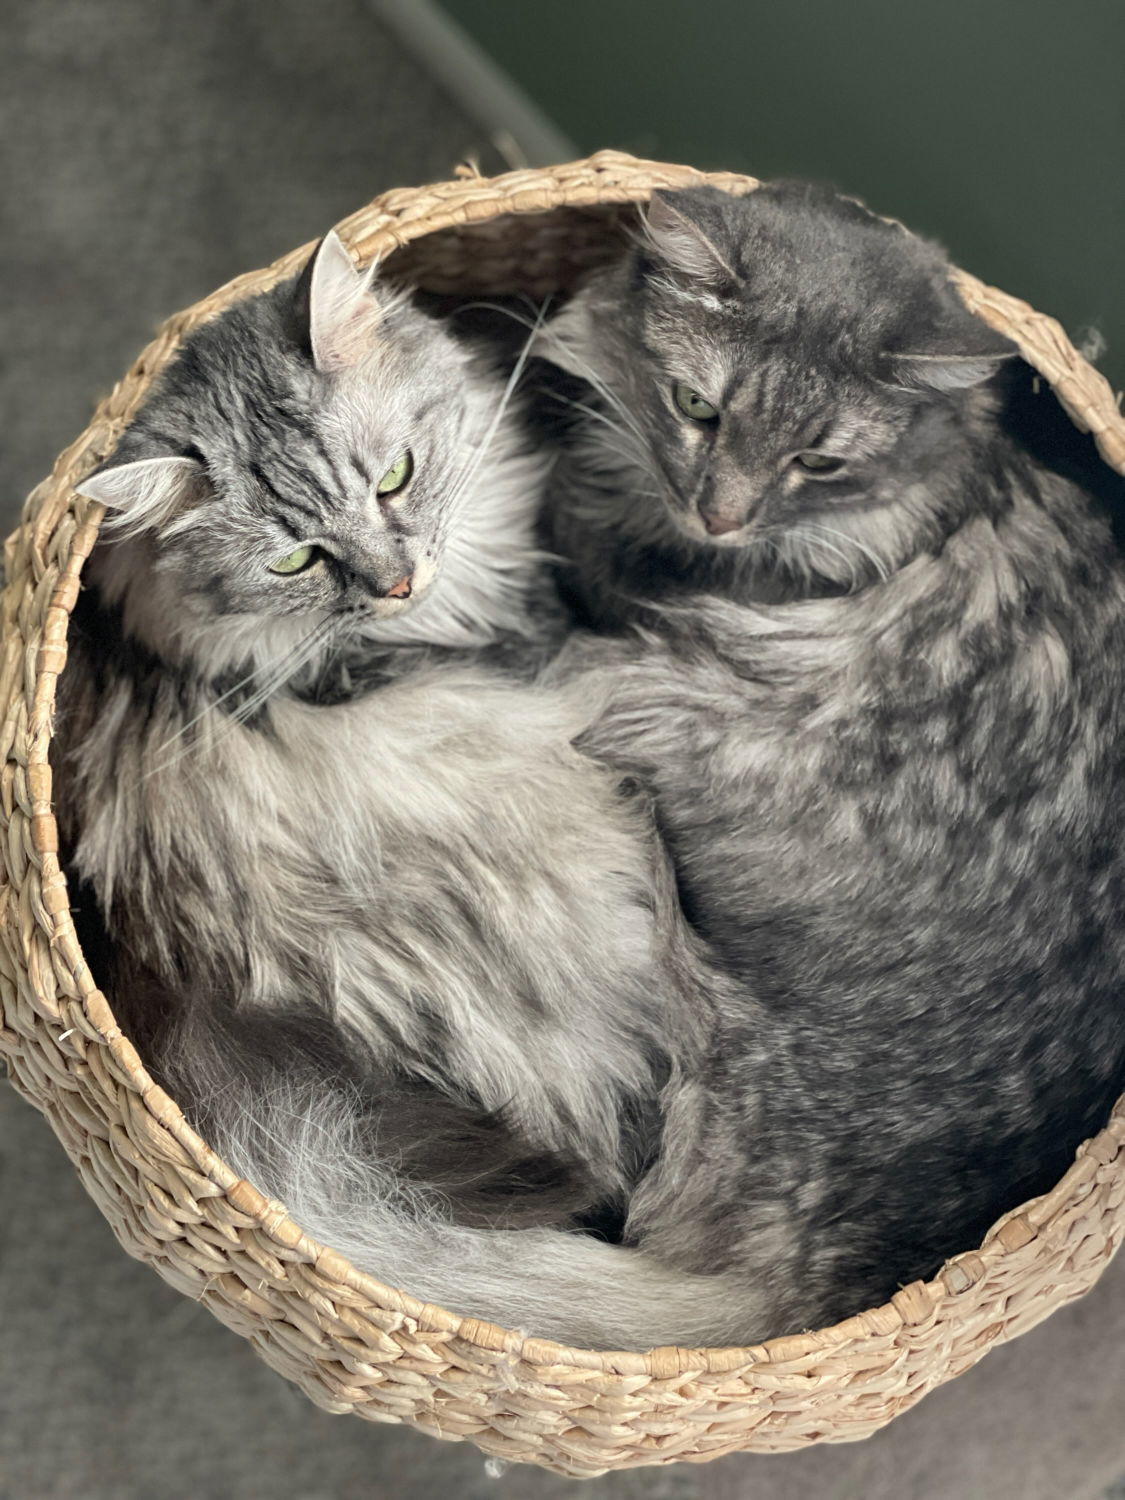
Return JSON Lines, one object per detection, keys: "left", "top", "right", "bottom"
{"left": 537, "top": 183, "right": 1125, "bottom": 1337}
{"left": 56, "top": 231, "right": 749, "bottom": 1350}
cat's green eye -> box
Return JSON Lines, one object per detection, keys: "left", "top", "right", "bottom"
{"left": 673, "top": 383, "right": 719, "bottom": 423}
{"left": 794, "top": 453, "right": 845, "bottom": 474}
{"left": 268, "top": 544, "right": 316, "bottom": 575}
{"left": 376, "top": 449, "right": 414, "bottom": 497}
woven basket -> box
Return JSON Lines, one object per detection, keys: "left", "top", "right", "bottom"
{"left": 3, "top": 151, "right": 1125, "bottom": 1480}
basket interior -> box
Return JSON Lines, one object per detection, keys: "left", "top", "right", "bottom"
{"left": 383, "top": 204, "right": 639, "bottom": 297}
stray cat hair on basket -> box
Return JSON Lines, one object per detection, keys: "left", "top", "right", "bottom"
{"left": 537, "top": 182, "right": 1125, "bottom": 1336}
{"left": 56, "top": 231, "right": 749, "bottom": 1350}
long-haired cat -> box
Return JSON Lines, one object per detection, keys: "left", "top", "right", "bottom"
{"left": 54, "top": 231, "right": 748, "bottom": 1349}
{"left": 537, "top": 183, "right": 1125, "bottom": 1335}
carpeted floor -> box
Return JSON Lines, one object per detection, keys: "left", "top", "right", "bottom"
{"left": 2, "top": 3, "right": 1122, "bottom": 1495}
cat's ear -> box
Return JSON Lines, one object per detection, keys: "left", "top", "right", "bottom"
{"left": 881, "top": 316, "right": 1019, "bottom": 393}
{"left": 642, "top": 192, "right": 738, "bottom": 283}
{"left": 297, "top": 230, "right": 384, "bottom": 374}
{"left": 75, "top": 456, "right": 207, "bottom": 536}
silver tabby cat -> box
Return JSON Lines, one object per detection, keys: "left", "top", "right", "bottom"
{"left": 55, "top": 232, "right": 748, "bottom": 1349}
{"left": 539, "top": 183, "right": 1125, "bottom": 1337}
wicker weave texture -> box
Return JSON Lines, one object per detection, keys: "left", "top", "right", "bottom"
{"left": 2, "top": 151, "right": 1125, "bottom": 1479}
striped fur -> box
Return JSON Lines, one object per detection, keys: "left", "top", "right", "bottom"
{"left": 54, "top": 234, "right": 761, "bottom": 1350}
{"left": 538, "top": 183, "right": 1125, "bottom": 1335}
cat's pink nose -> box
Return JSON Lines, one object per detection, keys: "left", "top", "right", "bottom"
{"left": 700, "top": 510, "right": 743, "bottom": 536}
{"left": 386, "top": 575, "right": 413, "bottom": 599}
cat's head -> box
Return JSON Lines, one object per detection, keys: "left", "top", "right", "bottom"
{"left": 541, "top": 183, "right": 1019, "bottom": 586}
{"left": 77, "top": 232, "right": 479, "bottom": 622}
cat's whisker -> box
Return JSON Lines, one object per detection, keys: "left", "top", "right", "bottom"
{"left": 803, "top": 523, "right": 890, "bottom": 583}
{"left": 152, "top": 620, "right": 330, "bottom": 756}
{"left": 793, "top": 523, "right": 891, "bottom": 586}
{"left": 542, "top": 381, "right": 676, "bottom": 502}
{"left": 142, "top": 617, "right": 339, "bottom": 782}
{"left": 459, "top": 298, "right": 652, "bottom": 454}
{"left": 442, "top": 302, "right": 549, "bottom": 517}
{"left": 225, "top": 618, "right": 339, "bottom": 729}
{"left": 149, "top": 648, "right": 285, "bottom": 757}
{"left": 543, "top": 389, "right": 654, "bottom": 470}
{"left": 558, "top": 359, "right": 650, "bottom": 452}
{"left": 788, "top": 528, "right": 862, "bottom": 587}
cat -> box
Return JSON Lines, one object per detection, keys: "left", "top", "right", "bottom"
{"left": 54, "top": 230, "right": 753, "bottom": 1349}
{"left": 535, "top": 182, "right": 1125, "bottom": 1336}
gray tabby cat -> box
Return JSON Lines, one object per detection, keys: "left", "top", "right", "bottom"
{"left": 538, "top": 183, "right": 1125, "bottom": 1335}
{"left": 56, "top": 231, "right": 749, "bottom": 1349}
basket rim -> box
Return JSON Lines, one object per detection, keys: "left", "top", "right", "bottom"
{"left": 6, "top": 149, "right": 1125, "bottom": 1382}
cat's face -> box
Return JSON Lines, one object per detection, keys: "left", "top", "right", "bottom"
{"left": 543, "top": 184, "right": 1017, "bottom": 584}
{"left": 78, "top": 233, "right": 477, "bottom": 622}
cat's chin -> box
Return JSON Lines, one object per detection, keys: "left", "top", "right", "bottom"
{"left": 368, "top": 596, "right": 416, "bottom": 620}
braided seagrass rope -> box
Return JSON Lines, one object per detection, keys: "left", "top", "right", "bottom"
{"left": 1, "top": 151, "right": 1124, "bottom": 1478}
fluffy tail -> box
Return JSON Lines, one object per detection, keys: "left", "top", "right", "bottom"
{"left": 135, "top": 988, "right": 756, "bottom": 1351}
{"left": 204, "top": 1051, "right": 760, "bottom": 1351}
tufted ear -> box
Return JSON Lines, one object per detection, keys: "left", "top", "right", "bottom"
{"left": 881, "top": 315, "right": 1019, "bottom": 393}
{"left": 296, "top": 229, "right": 384, "bottom": 374}
{"left": 76, "top": 456, "right": 207, "bottom": 537}
{"left": 642, "top": 191, "right": 738, "bottom": 283}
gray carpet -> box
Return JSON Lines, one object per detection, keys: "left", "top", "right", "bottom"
{"left": 2, "top": 2, "right": 1123, "bottom": 1495}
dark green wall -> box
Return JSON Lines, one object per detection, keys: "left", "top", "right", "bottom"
{"left": 443, "top": 0, "right": 1125, "bottom": 389}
